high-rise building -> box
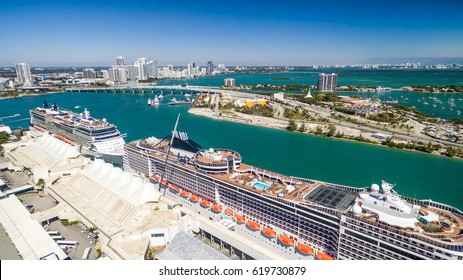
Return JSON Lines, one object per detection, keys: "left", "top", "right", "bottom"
{"left": 317, "top": 73, "right": 337, "bottom": 91}
{"left": 83, "top": 68, "right": 96, "bottom": 79}
{"left": 134, "top": 58, "right": 148, "bottom": 80}
{"left": 147, "top": 60, "right": 158, "bottom": 78}
{"left": 116, "top": 56, "right": 125, "bottom": 66}
{"left": 206, "top": 60, "right": 214, "bottom": 75}
{"left": 101, "top": 70, "right": 109, "bottom": 80}
{"left": 15, "top": 63, "right": 32, "bottom": 86}
{"left": 113, "top": 68, "right": 127, "bottom": 84}
{"left": 224, "top": 78, "right": 235, "bottom": 87}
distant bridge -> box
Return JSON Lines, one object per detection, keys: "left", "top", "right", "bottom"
{"left": 65, "top": 85, "right": 223, "bottom": 95}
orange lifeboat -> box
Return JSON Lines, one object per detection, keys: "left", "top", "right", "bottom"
{"left": 211, "top": 204, "right": 222, "bottom": 213}
{"left": 150, "top": 175, "right": 159, "bottom": 181}
{"left": 296, "top": 243, "right": 314, "bottom": 256}
{"left": 278, "top": 234, "right": 294, "bottom": 247}
{"left": 316, "top": 252, "right": 334, "bottom": 260}
{"left": 225, "top": 208, "right": 233, "bottom": 216}
{"left": 261, "top": 227, "right": 276, "bottom": 238}
{"left": 235, "top": 214, "right": 245, "bottom": 224}
{"left": 161, "top": 179, "right": 168, "bottom": 185}
{"left": 190, "top": 194, "right": 200, "bottom": 203}
{"left": 169, "top": 183, "right": 179, "bottom": 192}
{"left": 246, "top": 220, "right": 261, "bottom": 231}
{"left": 200, "top": 199, "right": 211, "bottom": 208}
{"left": 180, "top": 190, "right": 189, "bottom": 198}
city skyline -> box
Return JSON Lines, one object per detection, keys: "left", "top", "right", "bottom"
{"left": 1, "top": 0, "right": 463, "bottom": 67}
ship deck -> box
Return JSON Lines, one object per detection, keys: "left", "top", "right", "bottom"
{"left": 138, "top": 141, "right": 357, "bottom": 209}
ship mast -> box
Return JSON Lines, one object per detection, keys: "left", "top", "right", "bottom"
{"left": 158, "top": 113, "right": 180, "bottom": 191}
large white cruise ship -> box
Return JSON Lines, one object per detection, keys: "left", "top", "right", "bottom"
{"left": 30, "top": 101, "right": 126, "bottom": 163}
{"left": 123, "top": 131, "right": 463, "bottom": 260}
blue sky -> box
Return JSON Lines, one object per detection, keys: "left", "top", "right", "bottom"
{"left": 1, "top": 0, "right": 462, "bottom": 66}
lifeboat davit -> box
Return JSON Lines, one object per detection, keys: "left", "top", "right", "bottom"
{"left": 190, "top": 194, "right": 200, "bottom": 203}
{"left": 211, "top": 204, "right": 222, "bottom": 213}
{"left": 296, "top": 243, "right": 314, "bottom": 256}
{"left": 261, "top": 227, "right": 276, "bottom": 238}
{"left": 169, "top": 183, "right": 179, "bottom": 192}
{"left": 225, "top": 208, "right": 233, "bottom": 216}
{"left": 235, "top": 214, "right": 245, "bottom": 224}
{"left": 180, "top": 190, "right": 189, "bottom": 198}
{"left": 278, "top": 234, "right": 294, "bottom": 247}
{"left": 316, "top": 252, "right": 334, "bottom": 260}
{"left": 200, "top": 199, "right": 211, "bottom": 208}
{"left": 246, "top": 220, "right": 261, "bottom": 231}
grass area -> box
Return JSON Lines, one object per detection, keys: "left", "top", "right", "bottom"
{"left": 60, "top": 220, "right": 80, "bottom": 226}
{"left": 96, "top": 249, "right": 102, "bottom": 259}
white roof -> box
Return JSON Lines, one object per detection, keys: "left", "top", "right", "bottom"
{"left": 80, "top": 159, "right": 161, "bottom": 206}
{"left": 0, "top": 195, "right": 68, "bottom": 260}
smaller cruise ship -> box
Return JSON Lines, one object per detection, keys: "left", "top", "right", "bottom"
{"left": 30, "top": 101, "right": 126, "bottom": 163}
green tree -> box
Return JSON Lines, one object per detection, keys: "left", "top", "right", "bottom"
{"left": 88, "top": 226, "right": 98, "bottom": 234}
{"left": 298, "top": 123, "right": 307, "bottom": 133}
{"left": 36, "top": 178, "right": 45, "bottom": 190}
{"left": 286, "top": 119, "right": 297, "bottom": 131}
{"left": 327, "top": 125, "right": 336, "bottom": 137}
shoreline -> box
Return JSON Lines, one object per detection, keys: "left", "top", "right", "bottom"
{"left": 0, "top": 90, "right": 65, "bottom": 100}
{"left": 188, "top": 107, "right": 463, "bottom": 161}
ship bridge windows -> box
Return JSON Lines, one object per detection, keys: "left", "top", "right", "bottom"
{"left": 303, "top": 185, "right": 357, "bottom": 211}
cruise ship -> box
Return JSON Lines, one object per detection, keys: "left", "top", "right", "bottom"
{"left": 123, "top": 132, "right": 463, "bottom": 260}
{"left": 30, "top": 101, "right": 126, "bottom": 163}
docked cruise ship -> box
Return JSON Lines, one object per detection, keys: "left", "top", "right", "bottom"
{"left": 123, "top": 132, "right": 463, "bottom": 260}
{"left": 30, "top": 101, "right": 126, "bottom": 163}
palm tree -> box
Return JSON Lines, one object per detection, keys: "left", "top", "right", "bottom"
{"left": 36, "top": 178, "right": 45, "bottom": 190}
{"left": 88, "top": 226, "right": 97, "bottom": 234}
{"left": 22, "top": 166, "right": 32, "bottom": 176}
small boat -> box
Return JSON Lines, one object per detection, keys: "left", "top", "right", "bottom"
{"left": 296, "top": 243, "right": 314, "bottom": 256}
{"left": 278, "top": 234, "right": 294, "bottom": 247}
{"left": 316, "top": 252, "right": 334, "bottom": 260}
{"left": 161, "top": 179, "right": 168, "bottom": 185}
{"left": 211, "top": 204, "right": 222, "bottom": 213}
{"left": 190, "top": 194, "right": 200, "bottom": 203}
{"left": 235, "top": 214, "right": 245, "bottom": 224}
{"left": 246, "top": 220, "right": 261, "bottom": 231}
{"left": 168, "top": 97, "right": 192, "bottom": 106}
{"left": 149, "top": 175, "right": 159, "bottom": 181}
{"left": 225, "top": 208, "right": 233, "bottom": 216}
{"left": 200, "top": 199, "right": 211, "bottom": 208}
{"left": 180, "top": 190, "right": 189, "bottom": 198}
{"left": 74, "top": 105, "right": 80, "bottom": 109}
{"left": 261, "top": 227, "right": 277, "bottom": 238}
{"left": 147, "top": 98, "right": 151, "bottom": 105}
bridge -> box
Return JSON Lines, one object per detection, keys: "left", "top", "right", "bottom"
{"left": 65, "top": 85, "right": 223, "bottom": 95}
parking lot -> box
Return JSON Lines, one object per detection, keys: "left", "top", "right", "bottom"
{"left": 17, "top": 192, "right": 57, "bottom": 213}
{"left": 45, "top": 220, "right": 99, "bottom": 260}
{"left": 0, "top": 170, "right": 30, "bottom": 190}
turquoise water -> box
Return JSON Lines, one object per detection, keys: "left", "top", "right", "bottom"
{"left": 157, "top": 69, "right": 463, "bottom": 88}
{"left": 157, "top": 69, "right": 463, "bottom": 120}
{"left": 1, "top": 91, "right": 462, "bottom": 210}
